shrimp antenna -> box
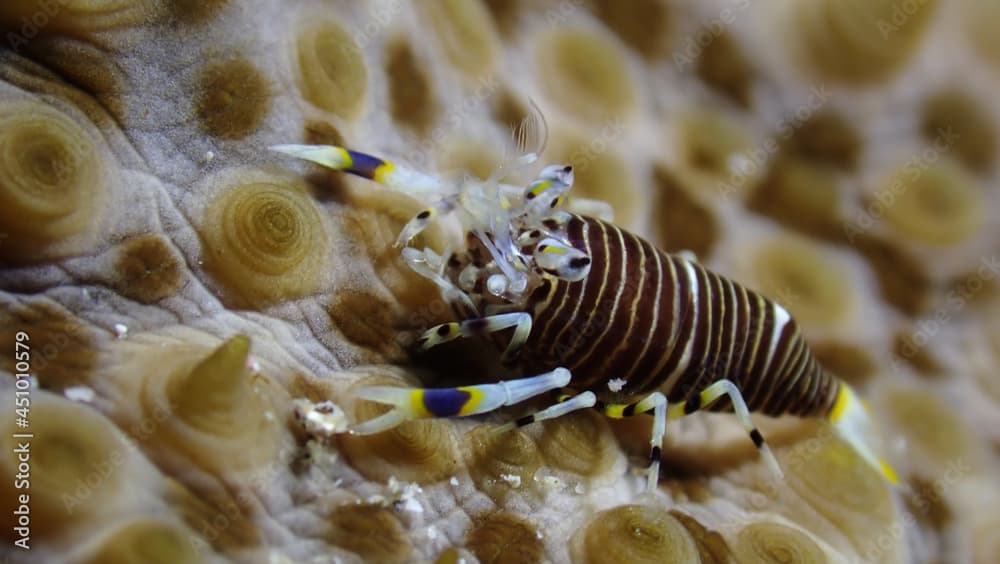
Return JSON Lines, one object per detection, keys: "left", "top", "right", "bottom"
{"left": 512, "top": 98, "right": 548, "bottom": 167}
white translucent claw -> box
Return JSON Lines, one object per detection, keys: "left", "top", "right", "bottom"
{"left": 350, "top": 410, "right": 407, "bottom": 435}
{"left": 270, "top": 144, "right": 349, "bottom": 169}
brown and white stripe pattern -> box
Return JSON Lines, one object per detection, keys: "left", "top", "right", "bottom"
{"left": 521, "top": 215, "right": 838, "bottom": 418}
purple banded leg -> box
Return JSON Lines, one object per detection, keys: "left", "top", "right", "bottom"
{"left": 269, "top": 144, "right": 447, "bottom": 195}
{"left": 349, "top": 368, "right": 571, "bottom": 435}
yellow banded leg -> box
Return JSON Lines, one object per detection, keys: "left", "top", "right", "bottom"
{"left": 668, "top": 379, "right": 783, "bottom": 479}
{"left": 350, "top": 368, "right": 572, "bottom": 435}
{"left": 494, "top": 391, "right": 597, "bottom": 434}
{"left": 420, "top": 312, "right": 532, "bottom": 359}
{"left": 269, "top": 144, "right": 446, "bottom": 194}
{"left": 600, "top": 392, "right": 668, "bottom": 493}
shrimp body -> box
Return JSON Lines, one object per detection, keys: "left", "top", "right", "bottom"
{"left": 511, "top": 214, "right": 838, "bottom": 418}
{"left": 272, "top": 134, "right": 897, "bottom": 492}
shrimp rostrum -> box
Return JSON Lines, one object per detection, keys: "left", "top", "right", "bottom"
{"left": 271, "top": 114, "right": 898, "bottom": 493}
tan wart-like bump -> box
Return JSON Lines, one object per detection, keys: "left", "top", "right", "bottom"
{"left": 892, "top": 330, "right": 944, "bottom": 378}
{"left": 327, "top": 288, "right": 406, "bottom": 362}
{"left": 384, "top": 37, "right": 437, "bottom": 135}
{"left": 782, "top": 110, "right": 862, "bottom": 171}
{"left": 194, "top": 57, "right": 272, "bottom": 140}
{"left": 575, "top": 505, "right": 700, "bottom": 564}
{"left": 536, "top": 28, "right": 636, "bottom": 123}
{"left": 441, "top": 139, "right": 502, "bottom": 181}
{"left": 0, "top": 391, "right": 134, "bottom": 534}
{"left": 0, "top": 100, "right": 108, "bottom": 263}
{"left": 592, "top": 0, "right": 671, "bottom": 60}
{"left": 465, "top": 513, "right": 544, "bottom": 564}
{"left": 790, "top": 0, "right": 937, "bottom": 84}
{"left": 466, "top": 424, "right": 544, "bottom": 502}
{"left": 555, "top": 129, "right": 640, "bottom": 228}
{"left": 669, "top": 510, "right": 735, "bottom": 564}
{"left": 80, "top": 518, "right": 206, "bottom": 564}
{"left": 114, "top": 234, "right": 184, "bottom": 304}
{"left": 0, "top": 299, "right": 96, "bottom": 390}
{"left": 878, "top": 157, "right": 984, "bottom": 246}
{"left": 338, "top": 199, "right": 446, "bottom": 315}
{"left": 423, "top": 0, "right": 498, "bottom": 78}
{"left": 973, "top": 516, "right": 1000, "bottom": 564}
{"left": 167, "top": 0, "right": 229, "bottom": 25}
{"left": 920, "top": 89, "right": 996, "bottom": 174}
{"left": 296, "top": 19, "right": 368, "bottom": 118}
{"left": 748, "top": 157, "right": 843, "bottom": 242}
{"left": 652, "top": 165, "right": 720, "bottom": 259}
{"left": 12, "top": 37, "right": 128, "bottom": 123}
{"left": 0, "top": 0, "right": 157, "bottom": 36}
{"left": 696, "top": 31, "right": 756, "bottom": 108}
{"left": 140, "top": 335, "right": 285, "bottom": 472}
{"left": 538, "top": 410, "right": 617, "bottom": 479}
{"left": 883, "top": 387, "right": 979, "bottom": 473}
{"left": 962, "top": 0, "right": 1000, "bottom": 69}
{"left": 481, "top": 0, "right": 521, "bottom": 36}
{"left": 852, "top": 234, "right": 933, "bottom": 316}
{"left": 750, "top": 236, "right": 854, "bottom": 330}
{"left": 810, "top": 340, "right": 878, "bottom": 386}
{"left": 734, "top": 521, "right": 828, "bottom": 564}
{"left": 677, "top": 109, "right": 751, "bottom": 178}
{"left": 327, "top": 503, "right": 412, "bottom": 563}
{"left": 785, "top": 435, "right": 897, "bottom": 558}
{"left": 198, "top": 168, "right": 332, "bottom": 308}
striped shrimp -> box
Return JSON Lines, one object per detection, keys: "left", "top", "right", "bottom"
{"left": 271, "top": 117, "right": 898, "bottom": 493}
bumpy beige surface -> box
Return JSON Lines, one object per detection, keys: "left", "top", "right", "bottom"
{"left": 1, "top": 1, "right": 1000, "bottom": 562}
